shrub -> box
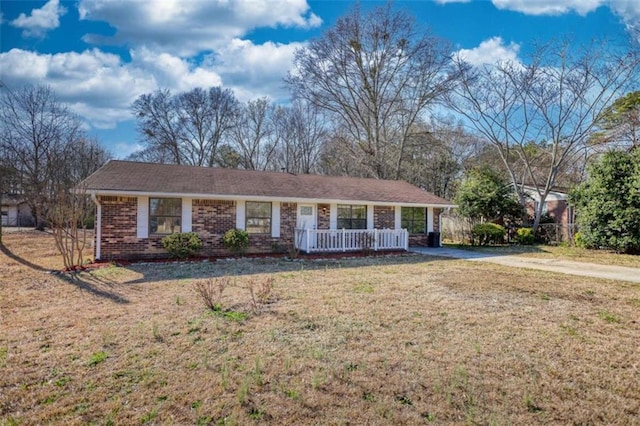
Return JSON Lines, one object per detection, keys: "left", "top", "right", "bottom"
{"left": 194, "top": 276, "right": 229, "bottom": 311}
{"left": 471, "top": 223, "right": 505, "bottom": 246}
{"left": 574, "top": 232, "right": 588, "bottom": 248}
{"left": 222, "top": 228, "right": 249, "bottom": 253}
{"left": 161, "top": 232, "right": 203, "bottom": 259}
{"left": 247, "top": 276, "right": 274, "bottom": 314}
{"left": 516, "top": 227, "right": 535, "bottom": 245}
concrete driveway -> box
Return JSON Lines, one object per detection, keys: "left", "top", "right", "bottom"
{"left": 410, "top": 246, "right": 640, "bottom": 284}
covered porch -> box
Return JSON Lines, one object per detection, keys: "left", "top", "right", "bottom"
{"left": 294, "top": 228, "right": 409, "bottom": 253}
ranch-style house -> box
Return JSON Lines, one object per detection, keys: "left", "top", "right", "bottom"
{"left": 80, "top": 160, "right": 455, "bottom": 261}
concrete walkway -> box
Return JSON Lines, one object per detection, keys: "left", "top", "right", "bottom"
{"left": 410, "top": 247, "right": 640, "bottom": 284}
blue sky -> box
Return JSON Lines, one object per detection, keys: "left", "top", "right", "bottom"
{"left": 1, "top": 0, "right": 638, "bottom": 158}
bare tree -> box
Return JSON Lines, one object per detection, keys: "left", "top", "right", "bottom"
{"left": 448, "top": 39, "right": 640, "bottom": 231}
{"left": 231, "top": 98, "right": 280, "bottom": 170}
{"left": 286, "top": 3, "right": 460, "bottom": 179}
{"left": 401, "top": 117, "right": 483, "bottom": 199}
{"left": 132, "top": 87, "right": 240, "bottom": 166}
{"left": 0, "top": 85, "right": 85, "bottom": 229}
{"left": 48, "top": 183, "right": 94, "bottom": 270}
{"left": 272, "top": 100, "right": 327, "bottom": 174}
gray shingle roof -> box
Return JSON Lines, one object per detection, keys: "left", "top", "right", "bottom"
{"left": 81, "top": 160, "right": 454, "bottom": 206}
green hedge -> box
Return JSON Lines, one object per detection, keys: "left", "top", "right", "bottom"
{"left": 222, "top": 228, "right": 250, "bottom": 253}
{"left": 516, "top": 227, "right": 535, "bottom": 245}
{"left": 161, "top": 232, "right": 203, "bottom": 259}
{"left": 471, "top": 223, "right": 505, "bottom": 246}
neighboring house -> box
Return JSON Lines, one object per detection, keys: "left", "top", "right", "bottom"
{"left": 520, "top": 185, "right": 573, "bottom": 227}
{"left": 80, "top": 160, "right": 455, "bottom": 261}
{"left": 1, "top": 194, "right": 33, "bottom": 227}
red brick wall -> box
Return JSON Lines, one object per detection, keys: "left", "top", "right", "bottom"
{"left": 526, "top": 200, "right": 569, "bottom": 226}
{"left": 98, "top": 196, "right": 166, "bottom": 260}
{"left": 280, "top": 202, "right": 297, "bottom": 246}
{"left": 192, "top": 199, "right": 236, "bottom": 255}
{"left": 434, "top": 208, "right": 443, "bottom": 233}
{"left": 546, "top": 200, "right": 569, "bottom": 226}
{"left": 97, "top": 197, "right": 300, "bottom": 260}
{"left": 374, "top": 206, "right": 395, "bottom": 229}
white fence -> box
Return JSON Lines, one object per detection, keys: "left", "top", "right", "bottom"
{"left": 294, "top": 228, "right": 409, "bottom": 253}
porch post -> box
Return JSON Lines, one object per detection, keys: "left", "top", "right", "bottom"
{"left": 305, "top": 228, "right": 310, "bottom": 253}
{"left": 342, "top": 228, "right": 346, "bottom": 252}
{"left": 374, "top": 228, "right": 378, "bottom": 251}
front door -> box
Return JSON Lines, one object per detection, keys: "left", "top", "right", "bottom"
{"left": 297, "top": 204, "right": 316, "bottom": 230}
{"left": 296, "top": 204, "right": 317, "bottom": 251}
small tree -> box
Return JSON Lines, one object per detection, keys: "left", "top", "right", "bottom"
{"left": 570, "top": 149, "right": 640, "bottom": 254}
{"left": 454, "top": 167, "right": 523, "bottom": 224}
{"left": 48, "top": 185, "right": 94, "bottom": 270}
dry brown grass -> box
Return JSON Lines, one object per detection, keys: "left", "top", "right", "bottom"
{"left": 1, "top": 231, "right": 639, "bottom": 425}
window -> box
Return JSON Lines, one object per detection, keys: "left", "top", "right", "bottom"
{"left": 401, "top": 207, "right": 426, "bottom": 234}
{"left": 150, "top": 198, "right": 181, "bottom": 234}
{"left": 246, "top": 201, "right": 271, "bottom": 234}
{"left": 337, "top": 204, "right": 367, "bottom": 229}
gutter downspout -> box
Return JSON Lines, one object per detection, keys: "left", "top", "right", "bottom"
{"left": 91, "top": 194, "right": 101, "bottom": 261}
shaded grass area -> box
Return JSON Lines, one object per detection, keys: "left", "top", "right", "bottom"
{"left": 447, "top": 243, "right": 640, "bottom": 268}
{"left": 1, "top": 232, "right": 639, "bottom": 424}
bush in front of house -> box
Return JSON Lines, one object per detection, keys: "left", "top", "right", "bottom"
{"left": 222, "top": 228, "right": 250, "bottom": 253}
{"left": 516, "top": 227, "right": 535, "bottom": 245}
{"left": 574, "top": 232, "right": 588, "bottom": 248}
{"left": 471, "top": 223, "right": 506, "bottom": 246}
{"left": 161, "top": 232, "right": 203, "bottom": 259}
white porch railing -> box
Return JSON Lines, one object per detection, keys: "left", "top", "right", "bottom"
{"left": 294, "top": 228, "right": 409, "bottom": 253}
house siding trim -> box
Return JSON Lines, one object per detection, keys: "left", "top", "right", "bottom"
{"left": 366, "top": 204, "right": 374, "bottom": 230}
{"left": 87, "top": 189, "right": 455, "bottom": 209}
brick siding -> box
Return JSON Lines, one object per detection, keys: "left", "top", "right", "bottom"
{"left": 98, "top": 196, "right": 166, "bottom": 260}
{"left": 374, "top": 206, "right": 395, "bottom": 229}
{"left": 97, "top": 196, "right": 444, "bottom": 259}
{"left": 97, "top": 197, "right": 300, "bottom": 260}
{"left": 192, "top": 199, "right": 236, "bottom": 255}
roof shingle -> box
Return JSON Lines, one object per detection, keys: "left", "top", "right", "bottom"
{"left": 81, "top": 160, "right": 454, "bottom": 206}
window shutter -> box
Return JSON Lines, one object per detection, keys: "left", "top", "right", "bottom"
{"left": 271, "top": 202, "right": 280, "bottom": 238}
{"left": 182, "top": 198, "right": 192, "bottom": 232}
{"left": 137, "top": 196, "right": 149, "bottom": 238}
{"left": 236, "top": 200, "right": 246, "bottom": 230}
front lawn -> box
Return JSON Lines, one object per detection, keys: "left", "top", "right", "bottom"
{"left": 1, "top": 231, "right": 639, "bottom": 424}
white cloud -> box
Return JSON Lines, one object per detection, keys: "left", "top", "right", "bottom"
{"left": 455, "top": 37, "right": 521, "bottom": 67}
{"left": 608, "top": 0, "right": 640, "bottom": 36}
{"left": 212, "top": 39, "right": 303, "bottom": 102}
{"left": 491, "top": 0, "right": 605, "bottom": 16}
{"left": 10, "top": 0, "right": 67, "bottom": 37}
{"left": 77, "top": 0, "right": 321, "bottom": 57}
{"left": 113, "top": 141, "right": 143, "bottom": 158}
{"left": 130, "top": 48, "right": 223, "bottom": 92}
{"left": 0, "top": 48, "right": 153, "bottom": 129}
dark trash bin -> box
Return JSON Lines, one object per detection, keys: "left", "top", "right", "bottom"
{"left": 427, "top": 232, "right": 441, "bottom": 248}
